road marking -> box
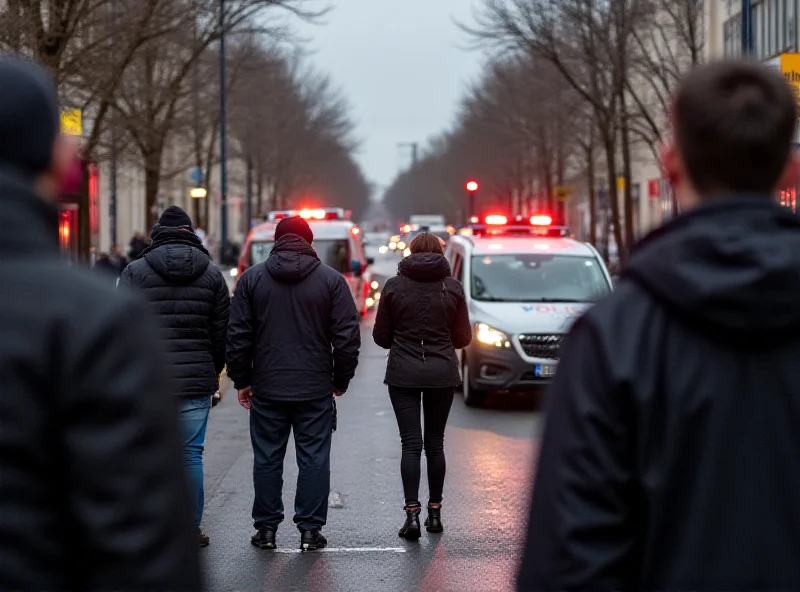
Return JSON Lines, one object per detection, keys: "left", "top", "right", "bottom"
{"left": 328, "top": 491, "right": 344, "bottom": 508}
{"left": 271, "top": 547, "right": 406, "bottom": 554}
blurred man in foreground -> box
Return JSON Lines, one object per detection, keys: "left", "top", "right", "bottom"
{"left": 518, "top": 61, "right": 800, "bottom": 591}
{"left": 0, "top": 56, "right": 200, "bottom": 590}
{"left": 227, "top": 216, "right": 361, "bottom": 551}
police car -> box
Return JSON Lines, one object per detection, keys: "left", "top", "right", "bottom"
{"left": 445, "top": 213, "right": 613, "bottom": 406}
{"left": 234, "top": 207, "right": 374, "bottom": 316}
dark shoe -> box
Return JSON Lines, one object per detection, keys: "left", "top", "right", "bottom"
{"left": 300, "top": 529, "right": 327, "bottom": 551}
{"left": 199, "top": 530, "right": 210, "bottom": 547}
{"left": 425, "top": 504, "right": 443, "bottom": 533}
{"left": 251, "top": 526, "right": 277, "bottom": 550}
{"left": 398, "top": 505, "right": 422, "bottom": 540}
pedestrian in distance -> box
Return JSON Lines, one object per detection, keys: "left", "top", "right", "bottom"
{"left": 227, "top": 215, "right": 361, "bottom": 552}
{"left": 118, "top": 205, "right": 230, "bottom": 548}
{"left": 373, "top": 232, "right": 472, "bottom": 540}
{"left": 0, "top": 55, "right": 200, "bottom": 590}
{"left": 517, "top": 60, "right": 800, "bottom": 592}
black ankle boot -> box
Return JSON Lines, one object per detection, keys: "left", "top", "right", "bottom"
{"left": 425, "top": 504, "right": 443, "bottom": 533}
{"left": 398, "top": 504, "right": 421, "bottom": 540}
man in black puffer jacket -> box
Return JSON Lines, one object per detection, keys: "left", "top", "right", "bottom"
{"left": 227, "top": 216, "right": 361, "bottom": 552}
{"left": 119, "top": 205, "right": 230, "bottom": 547}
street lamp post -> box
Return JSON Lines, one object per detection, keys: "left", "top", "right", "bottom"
{"left": 219, "top": 0, "right": 228, "bottom": 257}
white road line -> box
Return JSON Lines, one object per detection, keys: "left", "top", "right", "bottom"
{"left": 271, "top": 547, "right": 406, "bottom": 554}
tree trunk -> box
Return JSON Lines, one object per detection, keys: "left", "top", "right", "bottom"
{"left": 620, "top": 92, "right": 635, "bottom": 258}
{"left": 586, "top": 132, "right": 597, "bottom": 246}
{"left": 144, "top": 151, "right": 162, "bottom": 231}
{"left": 602, "top": 130, "right": 624, "bottom": 265}
{"left": 256, "top": 170, "right": 264, "bottom": 217}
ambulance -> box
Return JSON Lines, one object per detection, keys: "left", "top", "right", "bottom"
{"left": 234, "top": 207, "right": 374, "bottom": 316}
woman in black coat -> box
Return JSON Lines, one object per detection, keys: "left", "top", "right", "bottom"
{"left": 373, "top": 232, "right": 472, "bottom": 540}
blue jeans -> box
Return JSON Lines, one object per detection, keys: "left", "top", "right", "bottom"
{"left": 178, "top": 396, "right": 211, "bottom": 527}
{"left": 250, "top": 396, "right": 333, "bottom": 532}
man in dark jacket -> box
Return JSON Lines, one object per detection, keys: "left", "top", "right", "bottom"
{"left": 119, "top": 205, "right": 230, "bottom": 547}
{"left": 517, "top": 62, "right": 800, "bottom": 591}
{"left": 0, "top": 56, "right": 200, "bottom": 590}
{"left": 227, "top": 216, "right": 361, "bottom": 551}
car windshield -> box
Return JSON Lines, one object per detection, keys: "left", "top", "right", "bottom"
{"left": 250, "top": 239, "right": 350, "bottom": 274}
{"left": 250, "top": 241, "right": 274, "bottom": 265}
{"left": 470, "top": 254, "right": 610, "bottom": 303}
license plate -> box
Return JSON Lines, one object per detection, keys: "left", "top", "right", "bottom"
{"left": 534, "top": 363, "right": 557, "bottom": 378}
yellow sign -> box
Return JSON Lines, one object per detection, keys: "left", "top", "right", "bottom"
{"left": 552, "top": 186, "right": 573, "bottom": 201}
{"left": 60, "top": 109, "right": 82, "bottom": 136}
{"left": 780, "top": 53, "right": 800, "bottom": 113}
{"left": 616, "top": 176, "right": 626, "bottom": 191}
{"left": 189, "top": 187, "right": 208, "bottom": 199}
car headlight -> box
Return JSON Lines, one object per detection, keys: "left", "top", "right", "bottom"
{"left": 370, "top": 280, "right": 379, "bottom": 290}
{"left": 403, "top": 248, "right": 411, "bottom": 257}
{"left": 397, "top": 241, "right": 406, "bottom": 250}
{"left": 379, "top": 246, "right": 389, "bottom": 254}
{"left": 476, "top": 323, "right": 511, "bottom": 348}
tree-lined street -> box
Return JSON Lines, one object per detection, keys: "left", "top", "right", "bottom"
{"left": 204, "top": 311, "right": 541, "bottom": 592}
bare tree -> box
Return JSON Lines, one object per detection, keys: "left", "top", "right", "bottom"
{"left": 106, "top": 0, "right": 325, "bottom": 227}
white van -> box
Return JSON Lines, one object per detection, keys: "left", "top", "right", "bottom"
{"left": 445, "top": 215, "right": 613, "bottom": 406}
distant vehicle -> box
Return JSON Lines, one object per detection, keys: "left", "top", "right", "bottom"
{"left": 409, "top": 214, "right": 446, "bottom": 227}
{"left": 235, "top": 207, "right": 375, "bottom": 316}
{"left": 445, "top": 213, "right": 613, "bottom": 407}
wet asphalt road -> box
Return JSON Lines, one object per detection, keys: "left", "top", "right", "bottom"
{"left": 207, "top": 253, "right": 543, "bottom": 592}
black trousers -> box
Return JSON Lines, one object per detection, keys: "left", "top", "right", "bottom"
{"left": 388, "top": 386, "right": 455, "bottom": 505}
{"left": 249, "top": 396, "right": 333, "bottom": 532}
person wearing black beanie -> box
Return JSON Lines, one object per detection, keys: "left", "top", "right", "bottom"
{"left": 0, "top": 55, "right": 201, "bottom": 590}
{"left": 119, "top": 203, "right": 230, "bottom": 549}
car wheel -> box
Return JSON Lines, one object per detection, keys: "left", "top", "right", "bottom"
{"left": 462, "top": 357, "right": 486, "bottom": 408}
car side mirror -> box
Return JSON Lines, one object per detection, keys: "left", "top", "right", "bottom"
{"left": 366, "top": 257, "right": 375, "bottom": 266}
{"left": 351, "top": 260, "right": 363, "bottom": 277}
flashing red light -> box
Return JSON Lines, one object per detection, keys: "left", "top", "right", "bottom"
{"left": 485, "top": 214, "right": 508, "bottom": 225}
{"left": 469, "top": 216, "right": 479, "bottom": 224}
{"left": 465, "top": 180, "right": 479, "bottom": 192}
{"left": 530, "top": 215, "right": 553, "bottom": 226}
{"left": 300, "top": 208, "right": 326, "bottom": 220}
{"left": 402, "top": 224, "right": 412, "bottom": 233}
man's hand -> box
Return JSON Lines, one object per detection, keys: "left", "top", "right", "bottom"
{"left": 238, "top": 386, "right": 253, "bottom": 410}
{"left": 333, "top": 389, "right": 346, "bottom": 397}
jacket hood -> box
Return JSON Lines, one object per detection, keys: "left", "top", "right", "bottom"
{"left": 266, "top": 234, "right": 320, "bottom": 283}
{"left": 143, "top": 226, "right": 210, "bottom": 283}
{"left": 398, "top": 252, "right": 452, "bottom": 282}
{"left": 623, "top": 196, "right": 800, "bottom": 339}
{"left": 0, "top": 166, "right": 58, "bottom": 257}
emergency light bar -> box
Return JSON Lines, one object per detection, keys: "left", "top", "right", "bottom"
{"left": 267, "top": 207, "right": 350, "bottom": 222}
{"left": 467, "top": 213, "right": 571, "bottom": 238}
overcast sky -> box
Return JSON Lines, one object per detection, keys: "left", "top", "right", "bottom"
{"left": 293, "top": 0, "right": 485, "bottom": 193}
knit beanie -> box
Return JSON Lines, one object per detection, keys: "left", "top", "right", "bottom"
{"left": 158, "top": 205, "right": 194, "bottom": 231}
{"left": 0, "top": 55, "right": 60, "bottom": 174}
{"left": 275, "top": 216, "right": 314, "bottom": 244}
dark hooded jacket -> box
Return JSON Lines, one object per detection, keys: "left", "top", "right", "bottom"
{"left": 118, "top": 225, "right": 230, "bottom": 398}
{"left": 518, "top": 197, "right": 800, "bottom": 592}
{"left": 373, "top": 252, "right": 472, "bottom": 388}
{"left": 0, "top": 167, "right": 200, "bottom": 590}
{"left": 226, "top": 234, "right": 361, "bottom": 400}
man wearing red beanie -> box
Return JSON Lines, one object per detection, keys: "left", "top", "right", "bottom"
{"left": 227, "top": 216, "right": 361, "bottom": 551}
